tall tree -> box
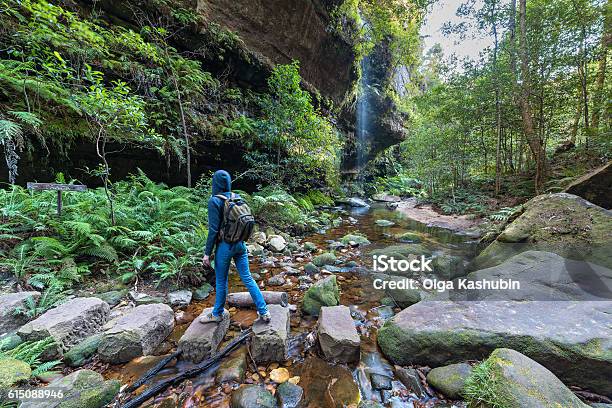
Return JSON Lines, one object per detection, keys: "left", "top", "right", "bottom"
{"left": 590, "top": 0, "right": 611, "bottom": 134}
{"left": 518, "top": 0, "right": 547, "bottom": 193}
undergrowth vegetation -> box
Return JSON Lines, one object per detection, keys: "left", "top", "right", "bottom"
{"left": 0, "top": 172, "right": 331, "bottom": 292}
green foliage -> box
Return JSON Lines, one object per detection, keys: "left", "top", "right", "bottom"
{"left": 431, "top": 190, "right": 489, "bottom": 215}
{"left": 13, "top": 285, "right": 67, "bottom": 318}
{"left": 0, "top": 172, "right": 208, "bottom": 286}
{"left": 489, "top": 206, "right": 521, "bottom": 222}
{"left": 248, "top": 187, "right": 323, "bottom": 233}
{"left": 246, "top": 62, "right": 341, "bottom": 191}
{"left": 0, "top": 337, "right": 61, "bottom": 378}
{"left": 463, "top": 359, "right": 507, "bottom": 408}
{"left": 374, "top": 174, "right": 426, "bottom": 197}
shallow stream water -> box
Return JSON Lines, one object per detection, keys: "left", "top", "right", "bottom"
{"left": 106, "top": 203, "right": 481, "bottom": 408}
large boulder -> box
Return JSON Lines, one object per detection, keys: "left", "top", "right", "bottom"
{"left": 446, "top": 250, "right": 612, "bottom": 301}
{"left": 472, "top": 193, "right": 612, "bottom": 270}
{"left": 231, "top": 384, "right": 277, "bottom": 408}
{"left": 377, "top": 300, "right": 612, "bottom": 397}
{"left": 302, "top": 275, "right": 339, "bottom": 316}
{"left": 464, "top": 348, "right": 588, "bottom": 408}
{"left": 565, "top": 161, "right": 611, "bottom": 209}
{"left": 250, "top": 304, "right": 290, "bottom": 363}
{"left": 98, "top": 303, "right": 174, "bottom": 363}
{"left": 19, "top": 369, "right": 120, "bottom": 408}
{"left": 317, "top": 306, "right": 360, "bottom": 363}
{"left": 0, "top": 291, "right": 40, "bottom": 334}
{"left": 179, "top": 307, "right": 229, "bottom": 363}
{"left": 17, "top": 297, "right": 110, "bottom": 359}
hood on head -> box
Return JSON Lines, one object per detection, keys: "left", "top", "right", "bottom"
{"left": 212, "top": 170, "right": 231, "bottom": 195}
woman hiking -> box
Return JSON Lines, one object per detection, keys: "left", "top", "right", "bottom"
{"left": 200, "top": 170, "right": 271, "bottom": 324}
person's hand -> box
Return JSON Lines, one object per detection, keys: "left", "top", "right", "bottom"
{"left": 202, "top": 255, "right": 210, "bottom": 267}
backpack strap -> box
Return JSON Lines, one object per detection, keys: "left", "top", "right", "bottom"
{"left": 215, "top": 194, "right": 228, "bottom": 201}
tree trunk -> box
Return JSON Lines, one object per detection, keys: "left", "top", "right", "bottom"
{"left": 518, "top": 0, "right": 546, "bottom": 193}
{"left": 493, "top": 0, "right": 502, "bottom": 195}
{"left": 227, "top": 291, "right": 289, "bottom": 308}
{"left": 590, "top": 0, "right": 610, "bottom": 134}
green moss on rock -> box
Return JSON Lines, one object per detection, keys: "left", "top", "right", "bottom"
{"left": 302, "top": 275, "right": 339, "bottom": 316}
{"left": 312, "top": 252, "right": 337, "bottom": 267}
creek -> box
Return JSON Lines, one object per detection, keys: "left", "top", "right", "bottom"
{"left": 106, "top": 202, "right": 482, "bottom": 408}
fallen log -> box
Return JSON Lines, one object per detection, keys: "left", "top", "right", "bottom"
{"left": 120, "top": 329, "right": 251, "bottom": 408}
{"left": 125, "top": 350, "right": 181, "bottom": 393}
{"left": 227, "top": 291, "right": 288, "bottom": 307}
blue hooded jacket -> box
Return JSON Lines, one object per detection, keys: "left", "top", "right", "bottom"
{"left": 204, "top": 170, "right": 234, "bottom": 255}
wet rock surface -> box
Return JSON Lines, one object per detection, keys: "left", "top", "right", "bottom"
{"left": 179, "top": 307, "right": 229, "bottom": 363}
{"left": 230, "top": 384, "right": 277, "bottom": 408}
{"left": 98, "top": 303, "right": 174, "bottom": 363}
{"left": 276, "top": 381, "right": 303, "bottom": 408}
{"left": 317, "top": 305, "right": 360, "bottom": 363}
{"left": 17, "top": 297, "right": 110, "bottom": 359}
{"left": 426, "top": 363, "right": 473, "bottom": 400}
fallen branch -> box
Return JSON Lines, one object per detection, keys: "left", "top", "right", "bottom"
{"left": 125, "top": 350, "right": 182, "bottom": 393}
{"left": 227, "top": 291, "right": 288, "bottom": 307}
{"left": 120, "top": 329, "right": 251, "bottom": 408}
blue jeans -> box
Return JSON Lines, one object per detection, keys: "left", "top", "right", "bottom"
{"left": 212, "top": 241, "right": 268, "bottom": 316}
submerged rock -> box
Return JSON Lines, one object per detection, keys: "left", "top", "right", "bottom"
{"left": 348, "top": 197, "right": 370, "bottom": 208}
{"left": 375, "top": 219, "right": 395, "bottom": 227}
{"left": 216, "top": 347, "right": 247, "bottom": 383}
{"left": 19, "top": 369, "right": 120, "bottom": 408}
{"left": 231, "top": 385, "right": 276, "bottom": 408}
{"left": 302, "top": 275, "right": 340, "bottom": 316}
{"left": 340, "top": 234, "right": 371, "bottom": 246}
{"left": 276, "top": 381, "right": 303, "bottom": 408}
{"left": 394, "top": 232, "right": 421, "bottom": 243}
{"left": 317, "top": 305, "right": 360, "bottom": 363}
{"left": 472, "top": 193, "right": 612, "bottom": 270}
{"left": 179, "top": 307, "right": 229, "bottom": 363}
{"left": 98, "top": 303, "right": 174, "bottom": 363}
{"left": 370, "top": 244, "right": 431, "bottom": 260}
{"left": 377, "top": 300, "right": 612, "bottom": 397}
{"left": 295, "top": 356, "right": 360, "bottom": 407}
{"left": 0, "top": 291, "right": 40, "bottom": 334}
{"left": 251, "top": 304, "right": 290, "bottom": 363}
{"left": 18, "top": 297, "right": 110, "bottom": 360}
{"left": 426, "top": 363, "right": 472, "bottom": 400}
{"left": 465, "top": 348, "right": 588, "bottom": 408}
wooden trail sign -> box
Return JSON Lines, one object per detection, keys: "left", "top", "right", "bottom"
{"left": 27, "top": 182, "right": 87, "bottom": 216}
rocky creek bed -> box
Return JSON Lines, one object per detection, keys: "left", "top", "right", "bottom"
{"left": 1, "top": 193, "right": 611, "bottom": 408}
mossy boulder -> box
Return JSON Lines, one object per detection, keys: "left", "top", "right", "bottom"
{"left": 371, "top": 273, "right": 421, "bottom": 308}
{"left": 95, "top": 290, "right": 127, "bottom": 307}
{"left": 304, "top": 262, "right": 319, "bottom": 274}
{"left": 432, "top": 255, "right": 465, "bottom": 280}
{"left": 377, "top": 300, "right": 612, "bottom": 397}
{"left": 193, "top": 282, "right": 214, "bottom": 300}
{"left": 0, "top": 357, "right": 31, "bottom": 388}
{"left": 20, "top": 369, "right": 119, "bottom": 408}
{"left": 464, "top": 348, "right": 589, "bottom": 408}
{"left": 375, "top": 219, "right": 395, "bottom": 227}
{"left": 302, "top": 275, "right": 339, "bottom": 316}
{"left": 312, "top": 252, "right": 337, "bottom": 267}
{"left": 426, "top": 363, "right": 472, "bottom": 399}
{"left": 471, "top": 193, "right": 612, "bottom": 270}
{"left": 64, "top": 333, "right": 103, "bottom": 367}
{"left": 340, "top": 234, "right": 370, "bottom": 246}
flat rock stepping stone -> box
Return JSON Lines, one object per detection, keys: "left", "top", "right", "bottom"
{"left": 251, "top": 304, "right": 290, "bottom": 363}
{"left": 426, "top": 362, "right": 472, "bottom": 399}
{"left": 178, "top": 307, "right": 229, "bottom": 363}
{"left": 18, "top": 297, "right": 110, "bottom": 360}
{"left": 0, "top": 291, "right": 40, "bottom": 334}
{"left": 98, "top": 303, "right": 174, "bottom": 363}
{"left": 317, "top": 305, "right": 360, "bottom": 363}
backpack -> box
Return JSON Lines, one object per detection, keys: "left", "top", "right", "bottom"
{"left": 215, "top": 193, "right": 255, "bottom": 243}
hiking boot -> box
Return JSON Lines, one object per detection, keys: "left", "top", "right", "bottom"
{"left": 256, "top": 311, "right": 271, "bottom": 324}
{"left": 199, "top": 309, "right": 229, "bottom": 324}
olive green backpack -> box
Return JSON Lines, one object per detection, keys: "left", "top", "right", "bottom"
{"left": 215, "top": 193, "right": 255, "bottom": 243}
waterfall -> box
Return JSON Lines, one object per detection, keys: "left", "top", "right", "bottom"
{"left": 356, "top": 54, "right": 370, "bottom": 177}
